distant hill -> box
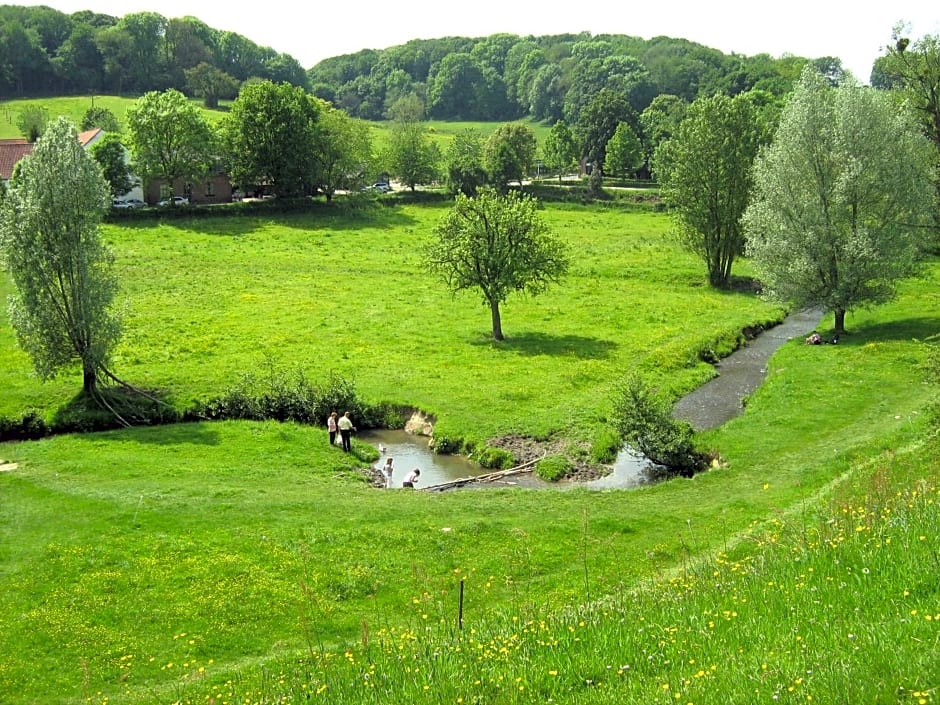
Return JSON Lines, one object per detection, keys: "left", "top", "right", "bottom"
{"left": 0, "top": 5, "right": 307, "bottom": 99}
{"left": 305, "top": 32, "right": 842, "bottom": 122}
{"left": 0, "top": 6, "right": 848, "bottom": 126}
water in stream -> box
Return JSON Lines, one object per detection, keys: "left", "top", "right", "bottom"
{"left": 360, "top": 307, "right": 822, "bottom": 491}
{"left": 359, "top": 430, "right": 660, "bottom": 490}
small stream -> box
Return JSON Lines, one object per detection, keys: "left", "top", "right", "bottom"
{"left": 359, "top": 430, "right": 661, "bottom": 491}
{"left": 361, "top": 308, "right": 822, "bottom": 490}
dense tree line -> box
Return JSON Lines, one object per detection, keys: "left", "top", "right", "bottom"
{"left": 308, "top": 31, "right": 833, "bottom": 122}
{"left": 1, "top": 5, "right": 850, "bottom": 127}
{"left": 0, "top": 5, "right": 307, "bottom": 98}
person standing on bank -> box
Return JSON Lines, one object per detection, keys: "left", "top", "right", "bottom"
{"left": 338, "top": 411, "right": 356, "bottom": 452}
{"left": 402, "top": 468, "right": 420, "bottom": 488}
{"left": 327, "top": 411, "right": 339, "bottom": 447}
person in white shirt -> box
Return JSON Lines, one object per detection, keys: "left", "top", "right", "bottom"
{"left": 402, "top": 468, "right": 420, "bottom": 488}
{"left": 337, "top": 411, "right": 356, "bottom": 452}
{"left": 382, "top": 457, "right": 394, "bottom": 488}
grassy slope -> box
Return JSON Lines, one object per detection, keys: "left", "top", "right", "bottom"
{"left": 0, "top": 198, "right": 937, "bottom": 703}
{"left": 0, "top": 95, "right": 230, "bottom": 139}
{"left": 0, "top": 95, "right": 547, "bottom": 156}
{"left": 0, "top": 202, "right": 782, "bottom": 447}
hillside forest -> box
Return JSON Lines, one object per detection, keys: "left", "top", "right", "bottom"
{"left": 0, "top": 4, "right": 857, "bottom": 123}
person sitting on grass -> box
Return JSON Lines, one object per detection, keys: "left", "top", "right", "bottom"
{"left": 805, "top": 330, "right": 822, "bottom": 345}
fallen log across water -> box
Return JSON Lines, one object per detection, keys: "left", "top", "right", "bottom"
{"left": 421, "top": 454, "right": 545, "bottom": 492}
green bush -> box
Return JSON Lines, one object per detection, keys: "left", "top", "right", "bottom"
{"left": 611, "top": 374, "right": 708, "bottom": 476}
{"left": 429, "top": 433, "right": 462, "bottom": 455}
{"left": 190, "top": 363, "right": 366, "bottom": 428}
{"left": 535, "top": 454, "right": 572, "bottom": 482}
{"left": 473, "top": 446, "right": 515, "bottom": 470}
{"left": 590, "top": 427, "right": 622, "bottom": 463}
{"left": 0, "top": 411, "right": 49, "bottom": 442}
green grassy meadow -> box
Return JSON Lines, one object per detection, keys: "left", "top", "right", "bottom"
{"left": 0, "top": 95, "right": 549, "bottom": 159}
{"left": 0, "top": 95, "right": 232, "bottom": 139}
{"left": 0, "top": 201, "right": 783, "bottom": 445}
{"left": 0, "top": 196, "right": 938, "bottom": 705}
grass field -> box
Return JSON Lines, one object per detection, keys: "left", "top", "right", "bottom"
{"left": 0, "top": 95, "right": 550, "bottom": 159}
{"left": 0, "top": 197, "right": 937, "bottom": 704}
{"left": 0, "top": 200, "right": 783, "bottom": 448}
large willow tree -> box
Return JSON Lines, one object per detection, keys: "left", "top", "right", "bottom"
{"left": 0, "top": 117, "right": 122, "bottom": 395}
{"left": 744, "top": 67, "right": 935, "bottom": 335}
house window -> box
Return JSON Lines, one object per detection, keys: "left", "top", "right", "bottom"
{"left": 205, "top": 181, "right": 215, "bottom": 197}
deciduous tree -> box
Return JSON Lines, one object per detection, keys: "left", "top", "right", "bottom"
{"left": 310, "top": 106, "right": 372, "bottom": 201}
{"left": 484, "top": 122, "right": 536, "bottom": 191}
{"left": 603, "top": 121, "right": 644, "bottom": 179}
{"left": 743, "top": 67, "right": 935, "bottom": 335}
{"left": 184, "top": 62, "right": 240, "bottom": 109}
{"left": 126, "top": 89, "right": 217, "bottom": 201}
{"left": 385, "top": 120, "right": 440, "bottom": 192}
{"left": 425, "top": 187, "right": 569, "bottom": 341}
{"left": 0, "top": 117, "right": 121, "bottom": 395}
{"left": 655, "top": 91, "right": 770, "bottom": 287}
{"left": 876, "top": 24, "right": 940, "bottom": 242}
{"left": 443, "top": 128, "right": 486, "bottom": 196}
{"left": 17, "top": 104, "right": 48, "bottom": 142}
{"left": 223, "top": 81, "right": 320, "bottom": 197}
{"left": 80, "top": 105, "right": 120, "bottom": 132}
{"left": 575, "top": 88, "right": 636, "bottom": 173}
{"left": 90, "top": 132, "right": 134, "bottom": 197}
{"left": 540, "top": 119, "right": 578, "bottom": 182}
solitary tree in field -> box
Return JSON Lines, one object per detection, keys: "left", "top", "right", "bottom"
{"left": 655, "top": 91, "right": 771, "bottom": 287}
{"left": 17, "top": 105, "right": 49, "bottom": 142}
{"left": 743, "top": 67, "right": 935, "bottom": 335}
{"left": 81, "top": 106, "right": 121, "bottom": 133}
{"left": 0, "top": 117, "right": 122, "bottom": 395}
{"left": 425, "top": 187, "right": 569, "bottom": 341}
{"left": 184, "top": 62, "right": 240, "bottom": 109}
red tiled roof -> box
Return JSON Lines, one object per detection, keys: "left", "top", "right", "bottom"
{"left": 0, "top": 140, "right": 34, "bottom": 181}
{"left": 78, "top": 128, "right": 103, "bottom": 147}
{"left": 0, "top": 129, "right": 104, "bottom": 180}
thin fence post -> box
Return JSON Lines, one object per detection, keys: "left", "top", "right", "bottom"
{"left": 458, "top": 578, "right": 464, "bottom": 630}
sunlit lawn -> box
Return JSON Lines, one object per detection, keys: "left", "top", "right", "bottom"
{"left": 0, "top": 201, "right": 783, "bottom": 448}
{"left": 1, "top": 197, "right": 937, "bottom": 704}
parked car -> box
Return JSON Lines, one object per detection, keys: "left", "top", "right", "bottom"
{"left": 111, "top": 199, "right": 131, "bottom": 209}
{"left": 372, "top": 182, "right": 393, "bottom": 193}
{"left": 157, "top": 196, "right": 190, "bottom": 207}
{"left": 123, "top": 198, "right": 146, "bottom": 208}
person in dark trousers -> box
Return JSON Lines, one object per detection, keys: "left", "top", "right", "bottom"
{"left": 337, "top": 411, "right": 356, "bottom": 452}
{"left": 402, "top": 468, "right": 420, "bottom": 488}
{"left": 327, "top": 411, "right": 339, "bottom": 447}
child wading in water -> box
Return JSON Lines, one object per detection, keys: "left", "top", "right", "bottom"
{"left": 382, "top": 457, "right": 394, "bottom": 488}
{"left": 402, "top": 468, "right": 420, "bottom": 488}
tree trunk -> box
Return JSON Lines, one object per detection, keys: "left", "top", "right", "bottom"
{"left": 834, "top": 308, "right": 846, "bottom": 335}
{"left": 83, "top": 364, "right": 97, "bottom": 395}
{"left": 490, "top": 300, "right": 504, "bottom": 341}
